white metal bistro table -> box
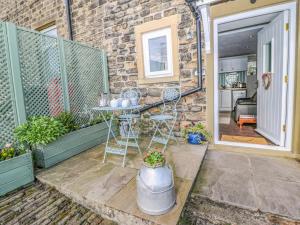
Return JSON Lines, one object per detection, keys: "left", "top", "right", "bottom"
{"left": 92, "top": 105, "right": 142, "bottom": 167}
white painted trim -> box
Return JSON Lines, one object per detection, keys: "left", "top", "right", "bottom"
{"left": 218, "top": 24, "right": 266, "bottom": 37}
{"left": 196, "top": 0, "right": 220, "bottom": 7}
{"left": 201, "top": 6, "right": 211, "bottom": 54}
{"left": 213, "top": 1, "right": 297, "bottom": 152}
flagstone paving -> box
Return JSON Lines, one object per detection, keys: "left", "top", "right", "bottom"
{"left": 186, "top": 150, "right": 300, "bottom": 224}
{"left": 0, "top": 182, "right": 117, "bottom": 225}
{"left": 36, "top": 141, "right": 208, "bottom": 225}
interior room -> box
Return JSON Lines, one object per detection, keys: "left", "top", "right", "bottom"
{"left": 217, "top": 12, "right": 285, "bottom": 146}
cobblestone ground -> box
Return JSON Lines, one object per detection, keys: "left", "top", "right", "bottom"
{"left": 0, "top": 182, "right": 117, "bottom": 225}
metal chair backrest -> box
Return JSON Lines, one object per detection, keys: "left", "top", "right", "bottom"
{"left": 120, "top": 87, "right": 142, "bottom": 103}
{"left": 162, "top": 86, "right": 181, "bottom": 113}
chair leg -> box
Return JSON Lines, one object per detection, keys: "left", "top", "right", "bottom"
{"left": 128, "top": 119, "right": 142, "bottom": 155}
{"left": 162, "top": 119, "right": 176, "bottom": 153}
{"left": 165, "top": 121, "right": 178, "bottom": 144}
{"left": 147, "top": 120, "right": 160, "bottom": 151}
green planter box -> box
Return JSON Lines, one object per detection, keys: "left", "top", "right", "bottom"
{"left": 0, "top": 152, "right": 34, "bottom": 196}
{"left": 34, "top": 122, "right": 115, "bottom": 168}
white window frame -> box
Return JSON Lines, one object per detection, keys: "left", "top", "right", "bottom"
{"left": 142, "top": 27, "right": 173, "bottom": 78}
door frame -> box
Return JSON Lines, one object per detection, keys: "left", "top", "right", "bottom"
{"left": 213, "top": 1, "right": 297, "bottom": 151}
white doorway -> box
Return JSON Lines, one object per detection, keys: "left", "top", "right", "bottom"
{"left": 256, "top": 11, "right": 289, "bottom": 146}
{"left": 213, "top": 2, "right": 297, "bottom": 151}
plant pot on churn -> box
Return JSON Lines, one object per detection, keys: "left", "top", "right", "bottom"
{"left": 136, "top": 151, "right": 176, "bottom": 215}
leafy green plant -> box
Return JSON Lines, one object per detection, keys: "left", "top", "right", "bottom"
{"left": 56, "top": 112, "right": 79, "bottom": 133}
{"left": 182, "top": 122, "right": 211, "bottom": 141}
{"left": 144, "top": 151, "right": 165, "bottom": 168}
{"left": 0, "top": 143, "right": 26, "bottom": 161}
{"left": 14, "top": 116, "right": 66, "bottom": 147}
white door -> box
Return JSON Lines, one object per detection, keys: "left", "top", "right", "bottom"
{"left": 256, "top": 11, "right": 289, "bottom": 146}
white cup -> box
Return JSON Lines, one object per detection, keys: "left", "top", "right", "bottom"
{"left": 110, "top": 99, "right": 119, "bottom": 108}
{"left": 122, "top": 99, "right": 131, "bottom": 108}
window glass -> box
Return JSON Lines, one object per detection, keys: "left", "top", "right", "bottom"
{"left": 142, "top": 27, "right": 173, "bottom": 78}
{"left": 264, "top": 41, "right": 272, "bottom": 72}
{"left": 148, "top": 36, "right": 168, "bottom": 72}
{"left": 41, "top": 25, "right": 58, "bottom": 37}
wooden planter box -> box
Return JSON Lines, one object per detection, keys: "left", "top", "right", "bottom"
{"left": 0, "top": 152, "right": 34, "bottom": 196}
{"left": 34, "top": 122, "right": 116, "bottom": 168}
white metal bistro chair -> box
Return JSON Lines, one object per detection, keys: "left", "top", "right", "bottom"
{"left": 147, "top": 86, "right": 181, "bottom": 152}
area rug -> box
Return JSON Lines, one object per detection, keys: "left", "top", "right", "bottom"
{"left": 221, "top": 135, "right": 269, "bottom": 145}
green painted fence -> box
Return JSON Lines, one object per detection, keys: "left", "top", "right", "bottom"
{"left": 0, "top": 22, "right": 109, "bottom": 146}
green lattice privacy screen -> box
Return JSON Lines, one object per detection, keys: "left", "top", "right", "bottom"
{"left": 17, "top": 28, "right": 65, "bottom": 117}
{"left": 0, "top": 23, "right": 18, "bottom": 145}
{"left": 0, "top": 22, "right": 109, "bottom": 145}
{"left": 64, "top": 40, "right": 106, "bottom": 124}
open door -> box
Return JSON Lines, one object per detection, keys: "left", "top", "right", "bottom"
{"left": 256, "top": 11, "right": 289, "bottom": 146}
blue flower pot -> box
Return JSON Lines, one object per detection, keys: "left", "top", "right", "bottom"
{"left": 187, "top": 133, "right": 206, "bottom": 145}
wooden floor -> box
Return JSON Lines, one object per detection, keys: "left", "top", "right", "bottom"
{"left": 219, "top": 112, "right": 274, "bottom": 145}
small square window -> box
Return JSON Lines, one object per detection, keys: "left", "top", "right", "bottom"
{"left": 142, "top": 28, "right": 173, "bottom": 78}
{"left": 135, "top": 15, "right": 180, "bottom": 84}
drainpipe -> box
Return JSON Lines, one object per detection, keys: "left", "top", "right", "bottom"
{"left": 64, "top": 0, "right": 73, "bottom": 40}
{"left": 140, "top": 1, "right": 203, "bottom": 112}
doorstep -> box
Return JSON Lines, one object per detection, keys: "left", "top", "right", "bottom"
{"left": 36, "top": 139, "right": 207, "bottom": 225}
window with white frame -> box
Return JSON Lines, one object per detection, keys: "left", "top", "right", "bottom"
{"left": 40, "top": 25, "right": 58, "bottom": 37}
{"left": 135, "top": 15, "right": 179, "bottom": 84}
{"left": 142, "top": 28, "right": 173, "bottom": 78}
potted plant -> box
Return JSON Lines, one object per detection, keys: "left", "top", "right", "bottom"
{"left": 14, "top": 112, "right": 116, "bottom": 168}
{"left": 0, "top": 143, "right": 34, "bottom": 196}
{"left": 182, "top": 123, "right": 211, "bottom": 145}
{"left": 136, "top": 150, "right": 176, "bottom": 215}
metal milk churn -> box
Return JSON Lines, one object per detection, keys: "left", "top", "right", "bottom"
{"left": 136, "top": 163, "right": 176, "bottom": 215}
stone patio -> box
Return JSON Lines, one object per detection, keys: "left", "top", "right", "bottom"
{"left": 36, "top": 139, "right": 207, "bottom": 225}
{"left": 191, "top": 150, "right": 300, "bottom": 222}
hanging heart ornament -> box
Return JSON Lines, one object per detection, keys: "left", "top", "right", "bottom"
{"left": 262, "top": 72, "right": 272, "bottom": 90}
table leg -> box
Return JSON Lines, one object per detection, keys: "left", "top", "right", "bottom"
{"left": 103, "top": 114, "right": 114, "bottom": 163}
{"left": 100, "top": 111, "right": 118, "bottom": 142}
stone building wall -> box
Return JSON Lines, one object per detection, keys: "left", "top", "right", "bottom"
{"left": 1, "top": 0, "right": 207, "bottom": 134}
{"left": 99, "top": 0, "right": 207, "bottom": 134}
{"left": 0, "top": 0, "right": 69, "bottom": 38}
